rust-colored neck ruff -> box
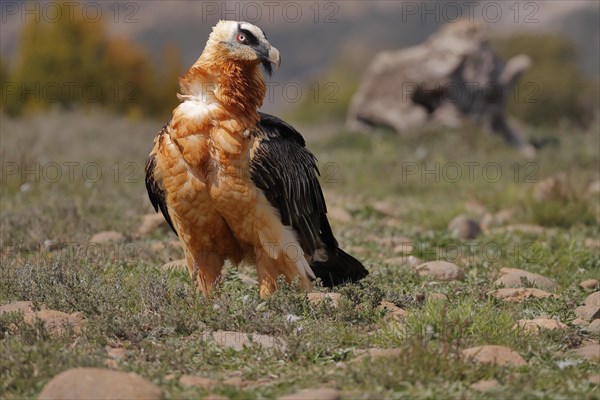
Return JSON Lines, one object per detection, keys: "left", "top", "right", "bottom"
{"left": 175, "top": 46, "right": 266, "bottom": 133}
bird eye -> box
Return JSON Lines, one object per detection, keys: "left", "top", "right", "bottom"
{"left": 236, "top": 33, "right": 246, "bottom": 43}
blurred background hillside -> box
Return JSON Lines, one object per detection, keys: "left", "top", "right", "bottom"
{"left": 1, "top": 0, "right": 599, "bottom": 126}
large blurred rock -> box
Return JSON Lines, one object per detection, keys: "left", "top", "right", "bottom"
{"left": 347, "top": 20, "right": 533, "bottom": 154}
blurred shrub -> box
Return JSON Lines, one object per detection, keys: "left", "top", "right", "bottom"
{"left": 492, "top": 33, "right": 599, "bottom": 127}
{"left": 2, "top": 2, "right": 181, "bottom": 119}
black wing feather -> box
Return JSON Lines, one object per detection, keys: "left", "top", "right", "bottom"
{"left": 145, "top": 125, "right": 177, "bottom": 236}
{"left": 250, "top": 113, "right": 368, "bottom": 286}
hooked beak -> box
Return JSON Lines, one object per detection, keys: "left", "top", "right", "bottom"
{"left": 259, "top": 45, "right": 281, "bottom": 77}
{"left": 268, "top": 46, "right": 281, "bottom": 71}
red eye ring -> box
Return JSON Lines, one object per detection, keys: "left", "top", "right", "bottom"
{"left": 236, "top": 33, "right": 245, "bottom": 43}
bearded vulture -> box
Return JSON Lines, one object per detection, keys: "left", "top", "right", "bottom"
{"left": 145, "top": 20, "right": 368, "bottom": 296}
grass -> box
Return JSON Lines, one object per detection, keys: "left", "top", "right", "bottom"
{"left": 0, "top": 109, "right": 599, "bottom": 399}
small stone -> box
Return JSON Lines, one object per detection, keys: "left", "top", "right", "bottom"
{"left": 429, "top": 293, "right": 448, "bottom": 302}
{"left": 470, "top": 379, "right": 500, "bottom": 392}
{"left": 571, "top": 318, "right": 590, "bottom": 327}
{"left": 24, "top": 310, "right": 85, "bottom": 337}
{"left": 328, "top": 207, "right": 352, "bottom": 223}
{"left": 307, "top": 293, "right": 341, "bottom": 308}
{"left": 585, "top": 238, "right": 600, "bottom": 250}
{"left": 448, "top": 215, "right": 482, "bottom": 239}
{"left": 494, "top": 268, "right": 557, "bottom": 290}
{"left": 204, "top": 396, "right": 229, "bottom": 400}
{"left": 90, "top": 231, "right": 125, "bottom": 244}
{"left": 570, "top": 344, "right": 600, "bottom": 361}
{"left": 351, "top": 348, "right": 402, "bottom": 364}
{"left": 38, "top": 368, "right": 163, "bottom": 400}
{"left": 487, "top": 288, "right": 556, "bottom": 302}
{"left": 588, "top": 180, "right": 600, "bottom": 196}
{"left": 138, "top": 213, "right": 169, "bottom": 236}
{"left": 580, "top": 279, "right": 599, "bottom": 290}
{"left": 222, "top": 376, "right": 245, "bottom": 387}
{"left": 574, "top": 305, "right": 600, "bottom": 322}
{"left": 584, "top": 291, "right": 600, "bottom": 306}
{"left": 415, "top": 261, "right": 465, "bottom": 281}
{"left": 588, "top": 319, "right": 600, "bottom": 334}
{"left": 161, "top": 259, "right": 187, "bottom": 272}
{"left": 205, "top": 330, "right": 285, "bottom": 351}
{"left": 462, "top": 345, "right": 526, "bottom": 367}
{"left": 179, "top": 375, "right": 217, "bottom": 388}
{"left": 0, "top": 301, "right": 41, "bottom": 316}
{"left": 278, "top": 388, "right": 341, "bottom": 400}
{"left": 379, "top": 301, "right": 409, "bottom": 321}
{"left": 42, "top": 240, "right": 64, "bottom": 252}
{"left": 513, "top": 318, "right": 567, "bottom": 334}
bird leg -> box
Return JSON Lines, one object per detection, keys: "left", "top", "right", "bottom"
{"left": 255, "top": 245, "right": 312, "bottom": 297}
{"left": 183, "top": 246, "right": 225, "bottom": 296}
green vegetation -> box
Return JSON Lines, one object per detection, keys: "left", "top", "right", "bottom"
{"left": 1, "top": 3, "right": 182, "bottom": 119}
{"left": 1, "top": 111, "right": 598, "bottom": 399}
{"left": 492, "top": 33, "right": 599, "bottom": 128}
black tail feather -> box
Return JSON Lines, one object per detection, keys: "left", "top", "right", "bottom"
{"left": 310, "top": 248, "right": 368, "bottom": 287}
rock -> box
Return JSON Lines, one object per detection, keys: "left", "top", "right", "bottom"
{"left": 351, "top": 348, "right": 402, "bottom": 364}
{"left": 42, "top": 240, "right": 65, "bottom": 252}
{"left": 588, "top": 319, "right": 600, "bottom": 334}
{"left": 513, "top": 318, "right": 567, "bottom": 334}
{"left": 379, "top": 301, "right": 409, "bottom": 321}
{"left": 429, "top": 293, "right": 448, "bottom": 302}
{"left": 588, "top": 374, "right": 600, "bottom": 384}
{"left": 346, "top": 20, "right": 532, "bottom": 149}
{"left": 328, "top": 207, "right": 352, "bottom": 223}
{"left": 24, "top": 310, "right": 85, "bottom": 337}
{"left": 204, "top": 330, "right": 285, "bottom": 351}
{"left": 38, "top": 368, "right": 163, "bottom": 400}
{"left": 0, "top": 301, "right": 41, "bottom": 316}
{"left": 494, "top": 268, "right": 557, "bottom": 291}
{"left": 179, "top": 375, "right": 217, "bottom": 388}
{"left": 222, "top": 376, "right": 245, "bottom": 387}
{"left": 585, "top": 238, "right": 600, "bottom": 250}
{"left": 487, "top": 288, "right": 556, "bottom": 303}
{"left": 570, "top": 344, "right": 600, "bottom": 361}
{"left": 415, "top": 261, "right": 465, "bottom": 281}
{"left": 584, "top": 291, "right": 600, "bottom": 306}
{"left": 470, "top": 379, "right": 500, "bottom": 392}
{"left": 588, "top": 180, "right": 600, "bottom": 196}
{"left": 581, "top": 279, "right": 599, "bottom": 290}
{"left": 137, "top": 213, "right": 169, "bottom": 236}
{"left": 161, "top": 259, "right": 187, "bottom": 272}
{"left": 278, "top": 388, "right": 341, "bottom": 400}
{"left": 89, "top": 231, "right": 125, "bottom": 244}
{"left": 307, "top": 293, "right": 341, "bottom": 308}
{"left": 574, "top": 305, "right": 600, "bottom": 322}
{"left": 462, "top": 345, "right": 526, "bottom": 367}
{"left": 448, "top": 215, "right": 482, "bottom": 239}
{"left": 571, "top": 318, "right": 590, "bottom": 327}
